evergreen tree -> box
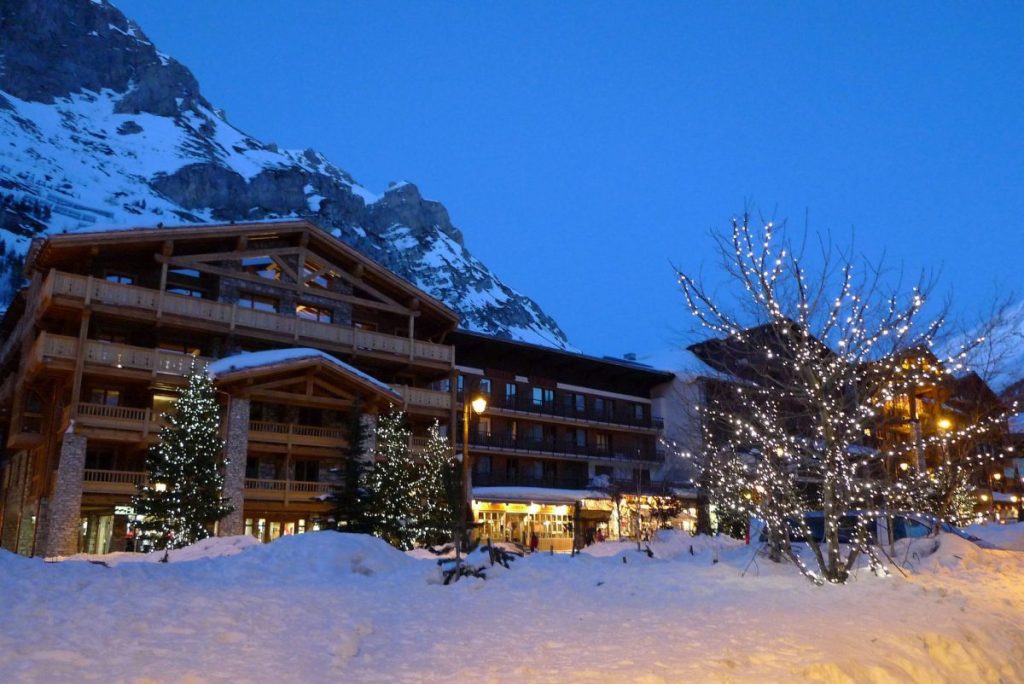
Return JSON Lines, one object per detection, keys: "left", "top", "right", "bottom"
{"left": 416, "top": 420, "right": 459, "bottom": 547}
{"left": 330, "top": 401, "right": 373, "bottom": 533}
{"left": 368, "top": 408, "right": 419, "bottom": 549}
{"left": 133, "top": 360, "right": 233, "bottom": 549}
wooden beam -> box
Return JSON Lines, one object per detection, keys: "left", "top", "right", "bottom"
{"left": 68, "top": 311, "right": 91, "bottom": 421}
{"left": 156, "top": 255, "right": 413, "bottom": 316}
{"left": 247, "top": 389, "right": 351, "bottom": 410}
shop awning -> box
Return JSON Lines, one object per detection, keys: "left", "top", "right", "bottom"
{"left": 472, "top": 486, "right": 611, "bottom": 505}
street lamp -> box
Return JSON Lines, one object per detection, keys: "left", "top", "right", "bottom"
{"left": 937, "top": 418, "right": 952, "bottom": 431}
{"left": 458, "top": 394, "right": 487, "bottom": 555}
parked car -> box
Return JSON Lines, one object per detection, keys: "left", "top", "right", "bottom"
{"left": 760, "top": 511, "right": 1000, "bottom": 549}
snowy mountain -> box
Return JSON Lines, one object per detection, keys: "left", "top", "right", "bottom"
{"left": 0, "top": 0, "right": 573, "bottom": 350}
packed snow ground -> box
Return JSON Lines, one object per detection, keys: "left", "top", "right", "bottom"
{"left": 2, "top": 528, "right": 1023, "bottom": 683}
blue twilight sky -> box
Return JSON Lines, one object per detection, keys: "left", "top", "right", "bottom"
{"left": 115, "top": 1, "right": 1024, "bottom": 360}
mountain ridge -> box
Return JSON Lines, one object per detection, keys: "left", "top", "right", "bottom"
{"left": 0, "top": 0, "right": 573, "bottom": 350}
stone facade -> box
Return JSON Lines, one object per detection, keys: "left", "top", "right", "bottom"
{"left": 219, "top": 398, "right": 250, "bottom": 536}
{"left": 42, "top": 431, "right": 88, "bottom": 557}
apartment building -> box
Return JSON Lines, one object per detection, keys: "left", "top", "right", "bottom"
{"left": 0, "top": 220, "right": 458, "bottom": 557}
{"left": 448, "top": 331, "right": 681, "bottom": 551}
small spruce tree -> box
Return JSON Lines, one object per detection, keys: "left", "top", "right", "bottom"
{"left": 368, "top": 408, "right": 419, "bottom": 549}
{"left": 417, "top": 420, "right": 459, "bottom": 547}
{"left": 133, "top": 360, "right": 233, "bottom": 549}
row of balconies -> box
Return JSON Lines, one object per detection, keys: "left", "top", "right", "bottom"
{"left": 81, "top": 468, "right": 333, "bottom": 502}
{"left": 459, "top": 431, "right": 664, "bottom": 464}
{"left": 0, "top": 269, "right": 454, "bottom": 370}
{"left": 467, "top": 394, "right": 664, "bottom": 433}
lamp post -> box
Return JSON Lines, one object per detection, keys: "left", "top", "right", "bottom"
{"left": 457, "top": 395, "right": 487, "bottom": 558}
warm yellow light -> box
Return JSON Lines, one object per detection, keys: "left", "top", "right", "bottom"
{"left": 993, "top": 472, "right": 1003, "bottom": 481}
{"left": 899, "top": 462, "right": 910, "bottom": 472}
{"left": 154, "top": 482, "right": 167, "bottom": 492}
{"left": 980, "top": 494, "right": 990, "bottom": 502}
{"left": 937, "top": 418, "right": 952, "bottom": 430}
{"left": 471, "top": 396, "right": 488, "bottom": 414}
{"left": 1012, "top": 496, "right": 1019, "bottom": 503}
{"left": 527, "top": 503, "right": 540, "bottom": 515}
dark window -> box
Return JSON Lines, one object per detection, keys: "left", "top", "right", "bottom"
{"left": 245, "top": 458, "right": 260, "bottom": 479}
{"left": 633, "top": 403, "right": 645, "bottom": 421}
{"left": 575, "top": 394, "right": 586, "bottom": 413}
{"left": 85, "top": 448, "right": 115, "bottom": 470}
{"left": 457, "top": 375, "right": 465, "bottom": 399}
{"left": 479, "top": 378, "right": 492, "bottom": 396}
{"left": 505, "top": 383, "right": 517, "bottom": 405}
{"left": 168, "top": 286, "right": 203, "bottom": 298}
{"left": 593, "top": 397, "right": 606, "bottom": 416}
{"left": 532, "top": 387, "right": 554, "bottom": 407}
{"left": 595, "top": 433, "right": 610, "bottom": 452}
{"left": 595, "top": 465, "right": 614, "bottom": 478}
{"left": 238, "top": 293, "right": 278, "bottom": 313}
{"left": 294, "top": 460, "right": 320, "bottom": 482}
{"left": 474, "top": 455, "right": 491, "bottom": 475}
{"left": 89, "top": 388, "right": 120, "bottom": 406}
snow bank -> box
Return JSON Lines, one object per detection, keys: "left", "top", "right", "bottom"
{"left": 966, "top": 521, "right": 1024, "bottom": 551}
{"left": 60, "top": 534, "right": 261, "bottom": 565}
{"left": 3, "top": 530, "right": 1024, "bottom": 682}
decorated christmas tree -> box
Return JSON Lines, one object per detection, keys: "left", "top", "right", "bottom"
{"left": 416, "top": 420, "right": 459, "bottom": 547}
{"left": 133, "top": 359, "right": 233, "bottom": 550}
{"left": 368, "top": 407, "right": 419, "bottom": 549}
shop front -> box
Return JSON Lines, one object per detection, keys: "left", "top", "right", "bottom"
{"left": 471, "top": 487, "right": 612, "bottom": 553}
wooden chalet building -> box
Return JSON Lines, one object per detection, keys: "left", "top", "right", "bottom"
{"left": 0, "top": 219, "right": 459, "bottom": 557}
{"left": 448, "top": 331, "right": 679, "bottom": 551}
{"left": 686, "top": 324, "right": 1019, "bottom": 522}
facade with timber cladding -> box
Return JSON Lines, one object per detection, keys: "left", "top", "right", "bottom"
{"left": 0, "top": 220, "right": 459, "bottom": 556}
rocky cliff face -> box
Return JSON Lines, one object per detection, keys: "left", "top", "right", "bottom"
{"left": 0, "top": 0, "right": 572, "bottom": 349}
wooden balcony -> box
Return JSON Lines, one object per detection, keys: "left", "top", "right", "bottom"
{"left": 30, "top": 331, "right": 208, "bottom": 379}
{"left": 81, "top": 469, "right": 332, "bottom": 503}
{"left": 248, "top": 421, "right": 346, "bottom": 449}
{"left": 393, "top": 385, "right": 452, "bottom": 412}
{"left": 43, "top": 270, "right": 453, "bottom": 367}
{"left": 83, "top": 469, "right": 146, "bottom": 495}
{"left": 244, "top": 478, "right": 332, "bottom": 502}
{"left": 75, "top": 402, "right": 161, "bottom": 442}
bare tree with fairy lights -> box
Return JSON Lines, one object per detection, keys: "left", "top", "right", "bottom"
{"left": 675, "top": 213, "right": 1013, "bottom": 584}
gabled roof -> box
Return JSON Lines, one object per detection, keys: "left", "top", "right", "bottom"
{"left": 209, "top": 348, "right": 401, "bottom": 404}
{"left": 28, "top": 218, "right": 459, "bottom": 330}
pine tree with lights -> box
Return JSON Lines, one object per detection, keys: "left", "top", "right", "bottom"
{"left": 133, "top": 360, "right": 233, "bottom": 550}
{"left": 331, "top": 401, "right": 373, "bottom": 533}
{"left": 367, "top": 407, "right": 419, "bottom": 549}
{"left": 416, "top": 419, "right": 459, "bottom": 547}
{"left": 674, "top": 212, "right": 1013, "bottom": 584}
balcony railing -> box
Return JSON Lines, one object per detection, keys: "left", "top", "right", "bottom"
{"left": 461, "top": 432, "right": 663, "bottom": 462}
{"left": 471, "top": 472, "right": 590, "bottom": 490}
{"left": 394, "top": 385, "right": 452, "bottom": 411}
{"left": 44, "top": 270, "right": 453, "bottom": 365}
{"left": 244, "top": 478, "right": 332, "bottom": 500}
{"left": 248, "top": 420, "right": 347, "bottom": 448}
{"left": 464, "top": 393, "right": 663, "bottom": 431}
{"left": 82, "top": 469, "right": 147, "bottom": 494}
{"left": 75, "top": 402, "right": 160, "bottom": 439}
{"left": 33, "top": 332, "right": 208, "bottom": 378}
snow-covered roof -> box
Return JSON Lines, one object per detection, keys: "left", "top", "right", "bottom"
{"left": 207, "top": 348, "right": 400, "bottom": 399}
{"left": 991, "top": 492, "right": 1019, "bottom": 504}
{"left": 472, "top": 486, "right": 610, "bottom": 504}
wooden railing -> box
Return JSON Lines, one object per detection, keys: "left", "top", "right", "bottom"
{"left": 394, "top": 385, "right": 452, "bottom": 410}
{"left": 76, "top": 402, "right": 159, "bottom": 439}
{"left": 46, "top": 270, "right": 453, "bottom": 365}
{"left": 244, "top": 478, "right": 332, "bottom": 499}
{"left": 248, "top": 420, "right": 347, "bottom": 445}
{"left": 33, "top": 332, "right": 207, "bottom": 378}
{"left": 83, "top": 469, "right": 147, "bottom": 486}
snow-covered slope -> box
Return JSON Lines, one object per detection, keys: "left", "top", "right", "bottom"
{"left": 0, "top": 0, "right": 572, "bottom": 350}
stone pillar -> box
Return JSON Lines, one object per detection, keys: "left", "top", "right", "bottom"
{"left": 359, "top": 413, "right": 377, "bottom": 462}
{"left": 42, "top": 432, "right": 87, "bottom": 557}
{"left": 219, "top": 398, "right": 250, "bottom": 537}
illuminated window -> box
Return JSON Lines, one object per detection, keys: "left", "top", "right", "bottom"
{"left": 296, "top": 303, "right": 332, "bottom": 322}
{"left": 105, "top": 273, "right": 134, "bottom": 285}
